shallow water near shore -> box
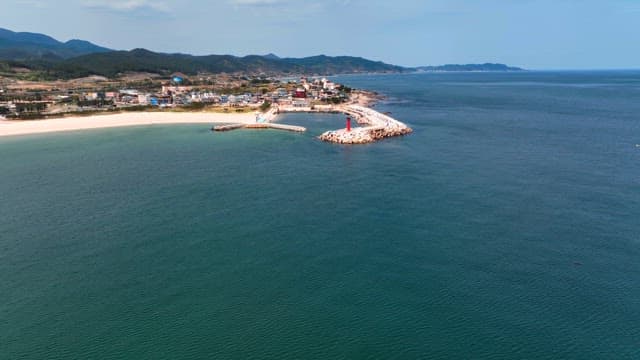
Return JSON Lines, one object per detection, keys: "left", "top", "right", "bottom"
{"left": 1, "top": 71, "right": 640, "bottom": 359}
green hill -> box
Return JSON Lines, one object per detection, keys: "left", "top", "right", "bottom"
{"left": 0, "top": 27, "right": 111, "bottom": 60}
{"left": 17, "top": 48, "right": 403, "bottom": 79}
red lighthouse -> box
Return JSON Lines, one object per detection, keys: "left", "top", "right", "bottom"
{"left": 346, "top": 116, "right": 351, "bottom": 132}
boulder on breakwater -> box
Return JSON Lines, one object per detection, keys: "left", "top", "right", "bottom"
{"left": 319, "top": 126, "right": 412, "bottom": 144}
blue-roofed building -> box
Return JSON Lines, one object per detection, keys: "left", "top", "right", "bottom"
{"left": 171, "top": 72, "right": 187, "bottom": 85}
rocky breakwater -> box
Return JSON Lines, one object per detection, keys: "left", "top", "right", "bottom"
{"left": 319, "top": 105, "right": 412, "bottom": 144}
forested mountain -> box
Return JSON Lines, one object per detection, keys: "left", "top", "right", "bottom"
{"left": 53, "top": 49, "right": 403, "bottom": 77}
{"left": 0, "top": 28, "right": 111, "bottom": 60}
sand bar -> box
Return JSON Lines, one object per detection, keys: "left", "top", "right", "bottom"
{"left": 0, "top": 112, "right": 257, "bottom": 137}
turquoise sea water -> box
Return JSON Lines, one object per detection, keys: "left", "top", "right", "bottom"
{"left": 1, "top": 72, "right": 639, "bottom": 359}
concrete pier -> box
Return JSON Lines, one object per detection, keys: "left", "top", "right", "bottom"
{"left": 213, "top": 107, "right": 306, "bottom": 133}
{"left": 245, "top": 123, "right": 306, "bottom": 132}
{"left": 212, "top": 123, "right": 245, "bottom": 131}
{"left": 213, "top": 122, "right": 306, "bottom": 132}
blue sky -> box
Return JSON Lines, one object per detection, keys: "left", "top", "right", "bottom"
{"left": 2, "top": 0, "right": 639, "bottom": 69}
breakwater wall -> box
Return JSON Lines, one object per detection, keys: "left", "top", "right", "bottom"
{"left": 318, "top": 105, "right": 412, "bottom": 144}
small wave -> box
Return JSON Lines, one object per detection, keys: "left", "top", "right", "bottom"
{"left": 382, "top": 98, "right": 412, "bottom": 105}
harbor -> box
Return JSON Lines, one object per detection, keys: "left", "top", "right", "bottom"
{"left": 211, "top": 81, "right": 412, "bottom": 143}
{"left": 213, "top": 102, "right": 412, "bottom": 144}
{"left": 212, "top": 107, "right": 305, "bottom": 132}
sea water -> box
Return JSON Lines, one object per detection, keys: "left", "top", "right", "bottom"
{"left": 1, "top": 71, "right": 639, "bottom": 359}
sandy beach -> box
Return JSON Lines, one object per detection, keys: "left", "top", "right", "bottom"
{"left": 0, "top": 112, "right": 258, "bottom": 137}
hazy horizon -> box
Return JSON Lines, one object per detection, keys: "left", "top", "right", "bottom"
{"left": 2, "top": 0, "right": 639, "bottom": 70}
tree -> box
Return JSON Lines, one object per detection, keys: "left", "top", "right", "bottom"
{"left": 259, "top": 101, "right": 271, "bottom": 112}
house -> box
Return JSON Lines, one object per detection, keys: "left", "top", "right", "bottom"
{"left": 277, "top": 98, "right": 293, "bottom": 106}
{"left": 292, "top": 98, "right": 310, "bottom": 108}
{"left": 150, "top": 95, "right": 172, "bottom": 106}
{"left": 138, "top": 94, "right": 150, "bottom": 105}
{"left": 294, "top": 88, "right": 306, "bottom": 98}
{"left": 324, "top": 81, "right": 336, "bottom": 90}
{"left": 162, "top": 85, "right": 192, "bottom": 95}
{"left": 120, "top": 89, "right": 139, "bottom": 96}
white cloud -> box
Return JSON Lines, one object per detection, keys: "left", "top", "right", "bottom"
{"left": 16, "top": 0, "right": 48, "bottom": 8}
{"left": 229, "top": 0, "right": 291, "bottom": 6}
{"left": 82, "top": 0, "right": 170, "bottom": 13}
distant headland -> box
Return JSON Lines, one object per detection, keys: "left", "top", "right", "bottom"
{"left": 414, "top": 63, "right": 525, "bottom": 72}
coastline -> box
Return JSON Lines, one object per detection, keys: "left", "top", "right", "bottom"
{"left": 0, "top": 89, "right": 406, "bottom": 142}
{"left": 0, "top": 111, "right": 257, "bottom": 137}
{"left": 0, "top": 90, "right": 385, "bottom": 139}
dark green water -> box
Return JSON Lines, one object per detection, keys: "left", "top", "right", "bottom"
{"left": 1, "top": 72, "right": 639, "bottom": 359}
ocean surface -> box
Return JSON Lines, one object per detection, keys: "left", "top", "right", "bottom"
{"left": 1, "top": 71, "right": 639, "bottom": 359}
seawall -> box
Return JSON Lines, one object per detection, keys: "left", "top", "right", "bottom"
{"left": 318, "top": 104, "right": 412, "bottom": 144}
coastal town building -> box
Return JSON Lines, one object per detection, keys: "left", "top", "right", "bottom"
{"left": 294, "top": 88, "right": 307, "bottom": 98}
{"left": 0, "top": 74, "right": 351, "bottom": 119}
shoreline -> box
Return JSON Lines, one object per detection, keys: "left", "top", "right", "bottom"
{"left": 0, "top": 90, "right": 408, "bottom": 143}
{"left": 0, "top": 111, "right": 257, "bottom": 137}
